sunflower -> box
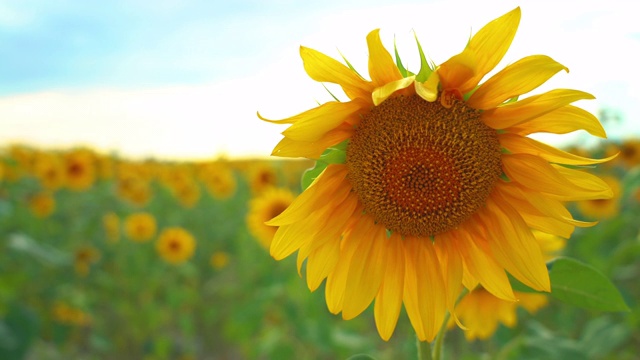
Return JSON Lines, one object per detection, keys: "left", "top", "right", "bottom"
{"left": 103, "top": 212, "right": 121, "bottom": 243}
{"left": 63, "top": 148, "right": 97, "bottom": 191}
{"left": 576, "top": 175, "right": 622, "bottom": 219}
{"left": 74, "top": 245, "right": 101, "bottom": 277}
{"left": 124, "top": 212, "right": 157, "bottom": 242}
{"left": 198, "top": 161, "right": 237, "bottom": 199}
{"left": 259, "top": 7, "right": 613, "bottom": 341}
{"left": 246, "top": 187, "right": 296, "bottom": 249}
{"left": 617, "top": 138, "right": 640, "bottom": 168}
{"left": 28, "top": 192, "right": 56, "bottom": 218}
{"left": 33, "top": 152, "right": 65, "bottom": 190}
{"left": 156, "top": 227, "right": 196, "bottom": 265}
{"left": 247, "top": 161, "right": 279, "bottom": 194}
{"left": 210, "top": 251, "right": 230, "bottom": 270}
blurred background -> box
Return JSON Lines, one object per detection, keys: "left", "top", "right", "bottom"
{"left": 0, "top": 0, "right": 638, "bottom": 359}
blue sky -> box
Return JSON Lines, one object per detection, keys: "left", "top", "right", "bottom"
{"left": 0, "top": 0, "right": 638, "bottom": 159}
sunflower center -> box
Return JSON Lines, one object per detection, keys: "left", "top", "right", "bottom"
{"left": 346, "top": 94, "right": 502, "bottom": 237}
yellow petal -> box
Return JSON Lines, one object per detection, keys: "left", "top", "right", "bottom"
{"left": 414, "top": 72, "right": 440, "bottom": 102}
{"left": 480, "top": 195, "right": 550, "bottom": 292}
{"left": 271, "top": 126, "right": 353, "bottom": 158}
{"left": 403, "top": 237, "right": 446, "bottom": 342}
{"left": 438, "top": 7, "right": 521, "bottom": 94}
{"left": 282, "top": 100, "right": 363, "bottom": 142}
{"left": 482, "top": 89, "right": 594, "bottom": 129}
{"left": 301, "top": 46, "right": 374, "bottom": 101}
{"left": 267, "top": 164, "right": 348, "bottom": 226}
{"left": 324, "top": 213, "right": 370, "bottom": 314}
{"left": 499, "top": 133, "right": 616, "bottom": 165}
{"left": 434, "top": 231, "right": 465, "bottom": 328}
{"left": 499, "top": 182, "right": 597, "bottom": 229}
{"left": 298, "top": 193, "right": 359, "bottom": 277}
{"left": 467, "top": 55, "right": 568, "bottom": 110}
{"left": 502, "top": 153, "right": 612, "bottom": 201}
{"left": 511, "top": 105, "right": 607, "bottom": 138}
{"left": 343, "top": 224, "right": 388, "bottom": 320}
{"left": 374, "top": 233, "right": 405, "bottom": 341}
{"left": 452, "top": 226, "right": 516, "bottom": 301}
{"left": 372, "top": 76, "right": 415, "bottom": 106}
{"left": 305, "top": 238, "right": 341, "bottom": 292}
{"left": 367, "top": 29, "right": 403, "bottom": 87}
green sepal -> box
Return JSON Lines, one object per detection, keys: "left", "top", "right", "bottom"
{"left": 300, "top": 140, "right": 348, "bottom": 190}
{"left": 393, "top": 36, "right": 409, "bottom": 78}
{"left": 413, "top": 32, "right": 433, "bottom": 82}
{"left": 322, "top": 83, "right": 341, "bottom": 102}
{"left": 338, "top": 50, "right": 365, "bottom": 79}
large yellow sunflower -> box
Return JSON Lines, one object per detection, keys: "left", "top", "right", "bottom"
{"left": 259, "top": 7, "right": 613, "bottom": 341}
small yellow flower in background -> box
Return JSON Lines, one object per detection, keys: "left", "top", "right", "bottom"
{"left": 95, "top": 153, "right": 115, "bottom": 180}
{"left": 103, "top": 212, "right": 121, "bottom": 243}
{"left": 156, "top": 227, "right": 196, "bottom": 265}
{"left": 259, "top": 7, "right": 612, "bottom": 341}
{"left": 116, "top": 172, "right": 152, "bottom": 206}
{"left": 448, "top": 230, "right": 563, "bottom": 340}
{"left": 63, "top": 148, "right": 97, "bottom": 191}
{"left": 618, "top": 138, "right": 640, "bottom": 168}
{"left": 52, "top": 302, "right": 92, "bottom": 326}
{"left": 74, "top": 245, "right": 101, "bottom": 277}
{"left": 28, "top": 192, "right": 56, "bottom": 218}
{"left": 124, "top": 212, "right": 157, "bottom": 242}
{"left": 172, "top": 179, "right": 201, "bottom": 208}
{"left": 246, "top": 187, "right": 295, "bottom": 249}
{"left": 210, "top": 251, "right": 230, "bottom": 270}
{"left": 32, "top": 152, "right": 65, "bottom": 190}
{"left": 247, "top": 162, "right": 279, "bottom": 194}
{"left": 198, "top": 161, "right": 237, "bottom": 200}
{"left": 577, "top": 175, "right": 622, "bottom": 220}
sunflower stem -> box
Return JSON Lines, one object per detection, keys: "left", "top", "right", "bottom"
{"left": 433, "top": 287, "right": 470, "bottom": 360}
{"left": 432, "top": 311, "right": 450, "bottom": 360}
{"left": 416, "top": 336, "right": 433, "bottom": 360}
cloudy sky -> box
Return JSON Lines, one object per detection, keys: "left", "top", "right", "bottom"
{"left": 0, "top": 0, "right": 638, "bottom": 160}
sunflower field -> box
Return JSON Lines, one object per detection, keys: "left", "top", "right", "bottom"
{"left": 0, "top": 136, "right": 637, "bottom": 360}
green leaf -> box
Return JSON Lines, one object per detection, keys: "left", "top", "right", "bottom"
{"left": 346, "top": 354, "right": 377, "bottom": 360}
{"left": 413, "top": 32, "right": 432, "bottom": 82}
{"left": 548, "top": 257, "right": 630, "bottom": 312}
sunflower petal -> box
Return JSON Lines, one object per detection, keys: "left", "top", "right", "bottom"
{"left": 438, "top": 7, "right": 521, "bottom": 94}
{"left": 367, "top": 29, "right": 403, "bottom": 87}
{"left": 343, "top": 224, "right": 389, "bottom": 320}
{"left": 374, "top": 233, "right": 405, "bottom": 341}
{"left": 282, "top": 100, "right": 363, "bottom": 141}
{"left": 499, "top": 133, "right": 616, "bottom": 165}
{"left": 301, "top": 46, "right": 374, "bottom": 100}
{"left": 305, "top": 238, "right": 341, "bottom": 291}
{"left": 372, "top": 76, "right": 416, "bottom": 105}
{"left": 511, "top": 105, "right": 607, "bottom": 138}
{"left": 468, "top": 55, "right": 569, "bottom": 110}
{"left": 325, "top": 213, "right": 371, "bottom": 314}
{"left": 271, "top": 126, "right": 354, "bottom": 158}
{"left": 481, "top": 195, "right": 550, "bottom": 292}
{"left": 268, "top": 164, "right": 348, "bottom": 226}
{"left": 453, "top": 226, "right": 516, "bottom": 301}
{"left": 502, "top": 153, "right": 612, "bottom": 200}
{"left": 482, "top": 89, "right": 594, "bottom": 129}
{"left": 403, "top": 237, "right": 446, "bottom": 342}
{"left": 414, "top": 72, "right": 440, "bottom": 102}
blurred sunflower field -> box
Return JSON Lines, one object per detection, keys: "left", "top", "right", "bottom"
{"left": 0, "top": 136, "right": 639, "bottom": 359}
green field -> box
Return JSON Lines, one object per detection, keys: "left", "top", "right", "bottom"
{"left": 0, "top": 143, "right": 638, "bottom": 359}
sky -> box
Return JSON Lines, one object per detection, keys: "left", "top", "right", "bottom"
{"left": 0, "top": 0, "right": 638, "bottom": 160}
